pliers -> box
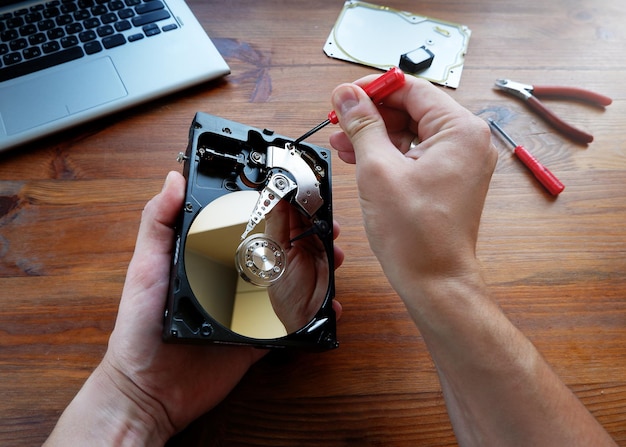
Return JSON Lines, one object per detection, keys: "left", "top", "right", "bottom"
{"left": 494, "top": 79, "right": 612, "bottom": 144}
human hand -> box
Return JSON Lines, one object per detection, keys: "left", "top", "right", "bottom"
{"left": 265, "top": 200, "right": 343, "bottom": 333}
{"left": 106, "top": 171, "right": 276, "bottom": 434}
{"left": 328, "top": 76, "right": 620, "bottom": 447}
{"left": 46, "top": 171, "right": 268, "bottom": 445}
{"left": 328, "top": 75, "right": 497, "bottom": 298}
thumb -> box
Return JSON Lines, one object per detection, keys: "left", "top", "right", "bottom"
{"left": 330, "top": 83, "right": 396, "bottom": 164}
{"left": 129, "top": 171, "right": 185, "bottom": 280}
{"left": 118, "top": 170, "right": 186, "bottom": 329}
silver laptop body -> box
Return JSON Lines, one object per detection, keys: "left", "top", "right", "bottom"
{"left": 0, "top": 0, "right": 229, "bottom": 151}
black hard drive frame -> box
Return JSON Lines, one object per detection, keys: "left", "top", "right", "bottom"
{"left": 163, "top": 112, "right": 337, "bottom": 350}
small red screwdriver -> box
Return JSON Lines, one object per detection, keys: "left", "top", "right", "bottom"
{"left": 293, "top": 67, "right": 406, "bottom": 145}
{"left": 488, "top": 119, "right": 565, "bottom": 196}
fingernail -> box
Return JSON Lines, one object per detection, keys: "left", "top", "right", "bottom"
{"left": 334, "top": 86, "right": 360, "bottom": 117}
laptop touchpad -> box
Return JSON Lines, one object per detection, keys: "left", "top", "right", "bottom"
{"left": 0, "top": 57, "right": 127, "bottom": 135}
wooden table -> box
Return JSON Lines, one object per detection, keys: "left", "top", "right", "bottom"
{"left": 1, "top": 0, "right": 625, "bottom": 445}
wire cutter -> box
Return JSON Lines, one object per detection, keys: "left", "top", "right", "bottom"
{"left": 494, "top": 79, "right": 612, "bottom": 144}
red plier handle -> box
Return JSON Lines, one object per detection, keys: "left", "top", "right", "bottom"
{"left": 495, "top": 79, "right": 612, "bottom": 144}
{"left": 531, "top": 85, "right": 613, "bottom": 106}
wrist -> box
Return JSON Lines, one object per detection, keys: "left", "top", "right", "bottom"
{"left": 392, "top": 252, "right": 483, "bottom": 299}
{"left": 396, "top": 260, "right": 491, "bottom": 328}
{"left": 45, "top": 358, "right": 174, "bottom": 446}
{"left": 101, "top": 357, "right": 176, "bottom": 444}
{"left": 396, "top": 261, "right": 524, "bottom": 369}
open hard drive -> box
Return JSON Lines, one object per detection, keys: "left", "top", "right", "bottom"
{"left": 163, "top": 112, "right": 337, "bottom": 350}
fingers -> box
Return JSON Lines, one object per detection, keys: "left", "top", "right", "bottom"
{"left": 328, "top": 130, "right": 357, "bottom": 164}
{"left": 329, "top": 76, "right": 429, "bottom": 166}
{"left": 330, "top": 83, "right": 403, "bottom": 166}
{"left": 332, "top": 299, "right": 343, "bottom": 321}
{"left": 333, "top": 220, "right": 345, "bottom": 269}
{"left": 353, "top": 74, "right": 465, "bottom": 138}
{"left": 330, "top": 74, "right": 496, "bottom": 179}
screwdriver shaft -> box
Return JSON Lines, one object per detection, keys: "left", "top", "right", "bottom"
{"left": 488, "top": 120, "right": 516, "bottom": 147}
{"left": 293, "top": 119, "right": 330, "bottom": 146}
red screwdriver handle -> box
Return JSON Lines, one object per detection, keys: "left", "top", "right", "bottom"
{"left": 514, "top": 145, "right": 565, "bottom": 196}
{"left": 328, "top": 67, "right": 406, "bottom": 124}
{"left": 365, "top": 66, "right": 406, "bottom": 103}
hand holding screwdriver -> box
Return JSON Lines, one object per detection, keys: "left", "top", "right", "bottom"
{"left": 293, "top": 67, "right": 406, "bottom": 145}
{"left": 488, "top": 119, "right": 565, "bottom": 196}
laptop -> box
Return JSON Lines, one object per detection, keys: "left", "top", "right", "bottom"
{"left": 0, "top": 0, "right": 229, "bottom": 152}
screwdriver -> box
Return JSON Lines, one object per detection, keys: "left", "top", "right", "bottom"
{"left": 488, "top": 119, "right": 565, "bottom": 196}
{"left": 293, "top": 67, "right": 406, "bottom": 145}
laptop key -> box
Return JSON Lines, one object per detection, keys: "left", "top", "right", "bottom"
{"left": 10, "top": 38, "right": 27, "bottom": 51}
{"left": 47, "top": 27, "right": 65, "bottom": 40}
{"left": 79, "top": 29, "right": 96, "bottom": 42}
{"left": 23, "top": 46, "right": 42, "bottom": 59}
{"left": 38, "top": 19, "right": 55, "bottom": 31}
{"left": 91, "top": 4, "right": 108, "bottom": 16}
{"left": 109, "top": 0, "right": 125, "bottom": 10}
{"left": 83, "top": 17, "right": 100, "bottom": 29}
{"left": 60, "top": 3, "right": 78, "bottom": 14}
{"left": 25, "top": 12, "right": 43, "bottom": 23}
{"left": 60, "top": 35, "right": 79, "bottom": 47}
{"left": 102, "top": 33, "right": 125, "bottom": 49}
{"left": 6, "top": 17, "right": 25, "bottom": 29}
{"left": 101, "top": 12, "right": 117, "bottom": 24}
{"left": 73, "top": 9, "right": 90, "bottom": 21}
{"left": 42, "top": 40, "right": 60, "bottom": 53}
{"left": 135, "top": 1, "right": 163, "bottom": 14}
{"left": 77, "top": 0, "right": 95, "bottom": 9}
{"left": 2, "top": 52, "right": 22, "bottom": 65}
{"left": 127, "top": 32, "right": 143, "bottom": 42}
{"left": 131, "top": 9, "right": 169, "bottom": 27}
{"left": 1, "top": 29, "right": 19, "bottom": 42}
{"left": 83, "top": 40, "right": 102, "bottom": 54}
{"left": 65, "top": 22, "right": 83, "bottom": 34}
{"left": 0, "top": 45, "right": 84, "bottom": 82}
{"left": 56, "top": 14, "right": 73, "bottom": 26}
{"left": 43, "top": 6, "right": 60, "bottom": 19}
{"left": 114, "top": 19, "right": 131, "bottom": 32}
{"left": 19, "top": 24, "right": 38, "bottom": 36}
{"left": 118, "top": 8, "right": 134, "bottom": 19}
{"left": 97, "top": 24, "right": 114, "bottom": 37}
{"left": 143, "top": 23, "right": 159, "bottom": 36}
{"left": 28, "top": 32, "right": 47, "bottom": 45}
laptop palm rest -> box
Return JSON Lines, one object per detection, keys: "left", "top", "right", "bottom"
{"left": 0, "top": 57, "right": 127, "bottom": 136}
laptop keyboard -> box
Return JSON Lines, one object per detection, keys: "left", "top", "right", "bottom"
{"left": 0, "top": 0, "right": 178, "bottom": 82}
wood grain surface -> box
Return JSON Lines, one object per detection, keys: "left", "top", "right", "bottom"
{"left": 1, "top": 0, "right": 625, "bottom": 445}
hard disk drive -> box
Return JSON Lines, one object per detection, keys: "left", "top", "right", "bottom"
{"left": 163, "top": 113, "right": 337, "bottom": 350}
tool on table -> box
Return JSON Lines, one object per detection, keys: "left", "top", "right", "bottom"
{"left": 488, "top": 119, "right": 565, "bottom": 196}
{"left": 494, "top": 79, "right": 612, "bottom": 145}
{"left": 293, "top": 67, "right": 406, "bottom": 145}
